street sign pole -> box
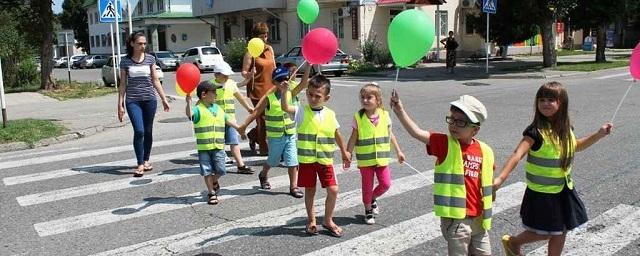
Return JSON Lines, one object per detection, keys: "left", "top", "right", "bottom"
{"left": 65, "top": 32, "right": 71, "bottom": 83}
{"left": 486, "top": 13, "right": 489, "bottom": 74}
{"left": 482, "top": 0, "right": 497, "bottom": 74}
{"left": 114, "top": 0, "right": 122, "bottom": 85}
{"left": 0, "top": 57, "right": 7, "bottom": 128}
{"left": 127, "top": 0, "right": 133, "bottom": 35}
{"left": 110, "top": 23, "right": 118, "bottom": 89}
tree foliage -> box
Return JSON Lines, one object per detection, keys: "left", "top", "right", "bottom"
{"left": 60, "top": 0, "right": 90, "bottom": 53}
{"left": 468, "top": 1, "right": 538, "bottom": 47}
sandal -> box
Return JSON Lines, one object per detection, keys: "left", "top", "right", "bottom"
{"left": 133, "top": 167, "right": 144, "bottom": 177}
{"left": 258, "top": 174, "right": 271, "bottom": 190}
{"left": 212, "top": 182, "right": 220, "bottom": 194}
{"left": 305, "top": 223, "right": 318, "bottom": 235}
{"left": 321, "top": 224, "right": 343, "bottom": 238}
{"left": 289, "top": 187, "right": 304, "bottom": 198}
{"left": 207, "top": 193, "right": 219, "bottom": 205}
{"left": 143, "top": 162, "right": 153, "bottom": 171}
{"left": 501, "top": 235, "right": 518, "bottom": 256}
{"left": 237, "top": 165, "right": 254, "bottom": 174}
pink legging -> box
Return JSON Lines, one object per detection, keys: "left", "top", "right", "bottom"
{"left": 359, "top": 166, "right": 391, "bottom": 207}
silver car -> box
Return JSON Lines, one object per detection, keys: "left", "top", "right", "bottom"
{"left": 275, "top": 46, "right": 350, "bottom": 77}
{"left": 101, "top": 55, "right": 164, "bottom": 86}
{"left": 150, "top": 51, "right": 179, "bottom": 71}
{"left": 81, "top": 55, "right": 109, "bottom": 68}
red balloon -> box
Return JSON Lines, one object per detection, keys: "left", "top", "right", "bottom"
{"left": 302, "top": 28, "right": 338, "bottom": 65}
{"left": 176, "top": 63, "right": 201, "bottom": 94}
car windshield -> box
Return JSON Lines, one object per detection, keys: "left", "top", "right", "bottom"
{"left": 201, "top": 47, "right": 220, "bottom": 55}
{"left": 155, "top": 52, "right": 176, "bottom": 58}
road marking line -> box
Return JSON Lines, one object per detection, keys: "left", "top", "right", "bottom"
{"left": 90, "top": 170, "right": 433, "bottom": 256}
{"left": 528, "top": 204, "right": 640, "bottom": 256}
{"left": 15, "top": 156, "right": 265, "bottom": 206}
{"left": 303, "top": 182, "right": 526, "bottom": 256}
{"left": 594, "top": 72, "right": 630, "bottom": 80}
{"left": 0, "top": 137, "right": 194, "bottom": 171}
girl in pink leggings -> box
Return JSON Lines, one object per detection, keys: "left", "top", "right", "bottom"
{"left": 347, "top": 83, "right": 405, "bottom": 224}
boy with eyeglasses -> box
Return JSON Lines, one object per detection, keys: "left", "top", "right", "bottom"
{"left": 390, "top": 91, "right": 495, "bottom": 256}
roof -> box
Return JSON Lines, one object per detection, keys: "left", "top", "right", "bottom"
{"left": 82, "top": 0, "right": 97, "bottom": 8}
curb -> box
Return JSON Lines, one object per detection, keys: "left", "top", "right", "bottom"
{"left": 0, "top": 121, "right": 128, "bottom": 153}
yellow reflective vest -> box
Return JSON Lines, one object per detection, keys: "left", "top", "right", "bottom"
{"left": 297, "top": 105, "right": 338, "bottom": 165}
{"left": 212, "top": 79, "right": 237, "bottom": 120}
{"left": 265, "top": 91, "right": 296, "bottom": 138}
{"left": 433, "top": 135, "right": 494, "bottom": 230}
{"left": 193, "top": 103, "right": 225, "bottom": 151}
{"left": 525, "top": 129, "right": 576, "bottom": 193}
{"left": 354, "top": 109, "right": 391, "bottom": 167}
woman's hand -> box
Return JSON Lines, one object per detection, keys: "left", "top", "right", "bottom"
{"left": 162, "top": 99, "right": 170, "bottom": 112}
{"left": 117, "top": 104, "right": 125, "bottom": 122}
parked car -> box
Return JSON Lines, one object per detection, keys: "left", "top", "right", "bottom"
{"left": 62, "top": 54, "right": 86, "bottom": 68}
{"left": 53, "top": 57, "right": 68, "bottom": 68}
{"left": 101, "top": 55, "right": 164, "bottom": 86}
{"left": 275, "top": 46, "right": 350, "bottom": 77}
{"left": 80, "top": 55, "right": 109, "bottom": 68}
{"left": 149, "top": 51, "right": 179, "bottom": 71}
{"left": 180, "top": 46, "right": 224, "bottom": 72}
{"left": 71, "top": 55, "right": 89, "bottom": 69}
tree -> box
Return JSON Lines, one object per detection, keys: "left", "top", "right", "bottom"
{"left": 524, "top": 0, "right": 577, "bottom": 67}
{"left": 61, "top": 0, "right": 90, "bottom": 53}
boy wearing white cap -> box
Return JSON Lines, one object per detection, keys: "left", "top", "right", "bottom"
{"left": 211, "top": 61, "right": 255, "bottom": 174}
{"left": 390, "top": 91, "right": 495, "bottom": 256}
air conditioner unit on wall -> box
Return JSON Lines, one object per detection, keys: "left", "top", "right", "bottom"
{"left": 338, "top": 7, "right": 350, "bottom": 18}
{"left": 460, "top": 0, "right": 477, "bottom": 8}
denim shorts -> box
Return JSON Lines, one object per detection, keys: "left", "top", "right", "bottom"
{"left": 266, "top": 134, "right": 298, "bottom": 167}
{"left": 198, "top": 149, "right": 227, "bottom": 176}
{"left": 225, "top": 125, "right": 240, "bottom": 145}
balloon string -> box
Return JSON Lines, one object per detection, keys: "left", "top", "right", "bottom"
{"left": 402, "top": 160, "right": 433, "bottom": 182}
{"left": 292, "top": 60, "right": 307, "bottom": 77}
{"left": 610, "top": 80, "right": 634, "bottom": 123}
{"left": 394, "top": 67, "right": 400, "bottom": 90}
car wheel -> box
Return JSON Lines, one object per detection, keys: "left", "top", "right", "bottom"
{"left": 334, "top": 71, "right": 344, "bottom": 77}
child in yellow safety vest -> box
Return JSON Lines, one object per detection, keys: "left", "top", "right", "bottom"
{"left": 494, "top": 82, "right": 612, "bottom": 256}
{"left": 185, "top": 81, "right": 246, "bottom": 205}
{"left": 346, "top": 83, "right": 405, "bottom": 225}
{"left": 238, "top": 64, "right": 312, "bottom": 197}
{"left": 279, "top": 74, "right": 351, "bottom": 238}
{"left": 211, "top": 61, "right": 255, "bottom": 174}
{"left": 391, "top": 89, "right": 495, "bottom": 256}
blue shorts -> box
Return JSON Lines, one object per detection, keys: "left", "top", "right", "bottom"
{"left": 267, "top": 134, "right": 298, "bottom": 167}
{"left": 198, "top": 149, "right": 226, "bottom": 176}
{"left": 225, "top": 125, "right": 240, "bottom": 145}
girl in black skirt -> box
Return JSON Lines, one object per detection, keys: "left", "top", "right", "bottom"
{"left": 492, "top": 82, "right": 612, "bottom": 256}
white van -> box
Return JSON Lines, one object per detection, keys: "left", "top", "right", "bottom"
{"left": 180, "top": 46, "right": 224, "bottom": 72}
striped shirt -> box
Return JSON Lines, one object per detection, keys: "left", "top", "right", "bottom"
{"left": 120, "top": 54, "right": 157, "bottom": 101}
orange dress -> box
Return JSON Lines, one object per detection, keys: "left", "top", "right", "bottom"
{"left": 246, "top": 45, "right": 276, "bottom": 155}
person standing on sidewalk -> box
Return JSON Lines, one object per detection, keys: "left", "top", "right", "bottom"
{"left": 117, "top": 32, "right": 170, "bottom": 177}
{"left": 440, "top": 31, "right": 459, "bottom": 74}
{"left": 241, "top": 22, "right": 276, "bottom": 156}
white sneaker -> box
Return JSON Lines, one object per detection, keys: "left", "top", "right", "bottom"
{"left": 371, "top": 199, "right": 379, "bottom": 215}
{"left": 365, "top": 210, "right": 375, "bottom": 225}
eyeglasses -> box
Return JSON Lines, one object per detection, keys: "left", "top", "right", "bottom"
{"left": 445, "top": 116, "right": 478, "bottom": 128}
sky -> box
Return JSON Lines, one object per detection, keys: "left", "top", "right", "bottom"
{"left": 53, "top": 0, "right": 64, "bottom": 14}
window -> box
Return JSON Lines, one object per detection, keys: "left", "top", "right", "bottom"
{"left": 244, "top": 18, "right": 253, "bottom": 40}
{"left": 91, "top": 36, "right": 95, "bottom": 47}
{"left": 299, "top": 20, "right": 310, "bottom": 38}
{"left": 287, "top": 47, "right": 301, "bottom": 57}
{"left": 95, "top": 12, "right": 98, "bottom": 23}
{"left": 107, "top": 33, "right": 111, "bottom": 46}
{"left": 95, "top": 35, "right": 100, "bottom": 47}
{"left": 267, "top": 18, "right": 281, "bottom": 41}
{"left": 89, "top": 13, "right": 93, "bottom": 24}
{"left": 137, "top": 2, "right": 143, "bottom": 15}
{"left": 147, "top": 0, "right": 154, "bottom": 13}
{"left": 157, "top": 0, "right": 164, "bottom": 11}
{"left": 389, "top": 9, "right": 401, "bottom": 23}
{"left": 122, "top": 32, "right": 127, "bottom": 46}
{"left": 436, "top": 11, "right": 448, "bottom": 37}
{"left": 332, "top": 11, "right": 344, "bottom": 39}
{"left": 224, "top": 22, "right": 231, "bottom": 43}
{"left": 101, "top": 34, "right": 107, "bottom": 47}
{"left": 465, "top": 14, "right": 479, "bottom": 35}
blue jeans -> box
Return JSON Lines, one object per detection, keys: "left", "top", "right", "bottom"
{"left": 126, "top": 100, "right": 157, "bottom": 165}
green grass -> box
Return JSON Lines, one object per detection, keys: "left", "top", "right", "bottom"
{"left": 556, "top": 50, "right": 595, "bottom": 56}
{"left": 0, "top": 119, "right": 65, "bottom": 145}
{"left": 5, "top": 82, "right": 41, "bottom": 93}
{"left": 553, "top": 60, "right": 629, "bottom": 71}
{"left": 41, "top": 81, "right": 116, "bottom": 101}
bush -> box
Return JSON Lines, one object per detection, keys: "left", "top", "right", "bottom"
{"left": 348, "top": 59, "right": 377, "bottom": 73}
{"left": 373, "top": 48, "right": 393, "bottom": 68}
{"left": 224, "top": 38, "right": 247, "bottom": 70}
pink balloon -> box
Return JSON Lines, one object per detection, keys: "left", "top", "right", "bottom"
{"left": 302, "top": 28, "right": 338, "bottom": 64}
{"left": 630, "top": 42, "right": 640, "bottom": 80}
{"left": 176, "top": 63, "right": 201, "bottom": 94}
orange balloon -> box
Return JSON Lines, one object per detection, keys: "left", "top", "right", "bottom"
{"left": 175, "top": 83, "right": 187, "bottom": 97}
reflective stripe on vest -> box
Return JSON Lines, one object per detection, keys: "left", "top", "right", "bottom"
{"left": 213, "top": 79, "right": 237, "bottom": 120}
{"left": 265, "top": 92, "right": 296, "bottom": 138}
{"left": 296, "top": 105, "right": 338, "bottom": 165}
{"left": 354, "top": 109, "right": 391, "bottom": 167}
{"left": 193, "top": 103, "right": 225, "bottom": 151}
{"left": 525, "top": 129, "right": 576, "bottom": 194}
{"left": 433, "top": 135, "right": 495, "bottom": 230}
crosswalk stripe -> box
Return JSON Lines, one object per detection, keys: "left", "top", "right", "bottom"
{"left": 0, "top": 137, "right": 194, "bottom": 171}
{"left": 33, "top": 159, "right": 397, "bottom": 237}
{"left": 528, "top": 204, "right": 640, "bottom": 256}
{"left": 0, "top": 147, "right": 81, "bottom": 161}
{"left": 3, "top": 150, "right": 196, "bottom": 186}
{"left": 302, "top": 182, "right": 526, "bottom": 256}
{"left": 90, "top": 170, "right": 434, "bottom": 256}
{"left": 15, "top": 155, "right": 266, "bottom": 206}
{"left": 594, "top": 72, "right": 629, "bottom": 80}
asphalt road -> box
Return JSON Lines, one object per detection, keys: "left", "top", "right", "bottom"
{"left": 3, "top": 67, "right": 639, "bottom": 255}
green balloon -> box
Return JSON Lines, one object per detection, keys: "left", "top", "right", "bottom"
{"left": 297, "top": 0, "right": 319, "bottom": 24}
{"left": 387, "top": 10, "right": 435, "bottom": 68}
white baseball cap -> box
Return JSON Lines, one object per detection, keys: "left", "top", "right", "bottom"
{"left": 450, "top": 95, "right": 488, "bottom": 124}
{"left": 213, "top": 61, "right": 234, "bottom": 76}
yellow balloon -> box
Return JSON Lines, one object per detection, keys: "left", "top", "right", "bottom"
{"left": 175, "top": 83, "right": 187, "bottom": 97}
{"left": 247, "top": 38, "right": 265, "bottom": 58}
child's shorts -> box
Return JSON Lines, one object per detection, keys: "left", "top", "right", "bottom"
{"left": 224, "top": 125, "right": 240, "bottom": 145}
{"left": 298, "top": 162, "right": 337, "bottom": 188}
{"left": 266, "top": 134, "right": 298, "bottom": 167}
{"left": 198, "top": 149, "right": 226, "bottom": 176}
{"left": 440, "top": 216, "right": 491, "bottom": 256}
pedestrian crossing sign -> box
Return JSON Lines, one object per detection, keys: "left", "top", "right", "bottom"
{"left": 482, "top": 0, "right": 497, "bottom": 14}
{"left": 99, "top": 0, "right": 123, "bottom": 23}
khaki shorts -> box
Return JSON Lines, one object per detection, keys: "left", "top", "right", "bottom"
{"left": 440, "top": 216, "right": 491, "bottom": 256}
